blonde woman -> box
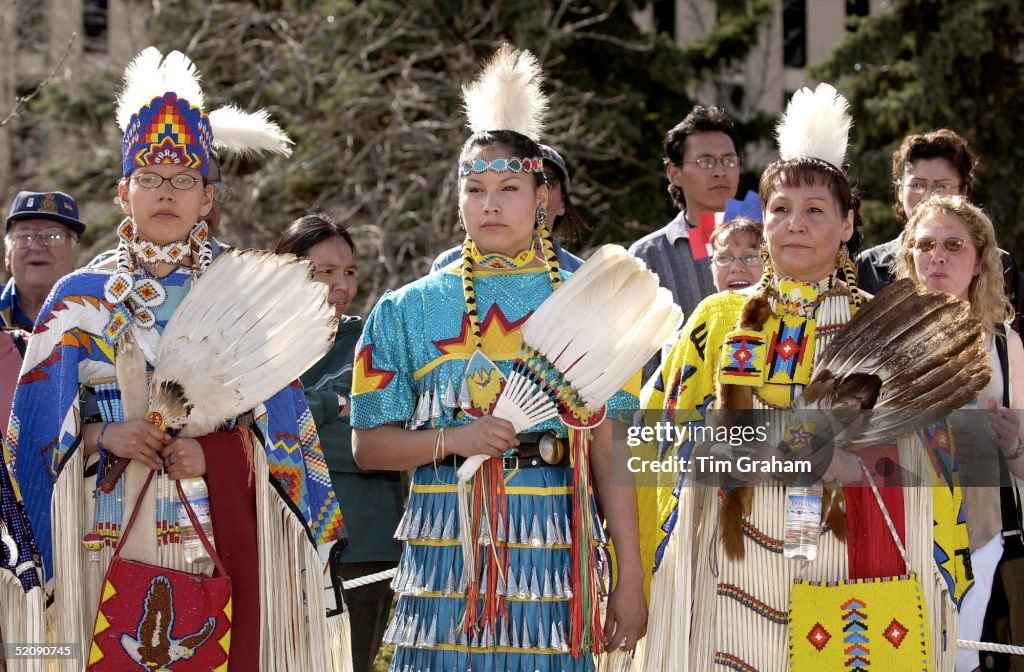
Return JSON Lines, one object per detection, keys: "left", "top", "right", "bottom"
{"left": 896, "top": 195, "right": 1024, "bottom": 671}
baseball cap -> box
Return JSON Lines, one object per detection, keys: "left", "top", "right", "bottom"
{"left": 6, "top": 191, "right": 86, "bottom": 235}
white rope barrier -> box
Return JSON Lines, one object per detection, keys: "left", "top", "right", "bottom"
{"left": 958, "top": 639, "right": 1024, "bottom": 656}
{"left": 341, "top": 567, "right": 397, "bottom": 590}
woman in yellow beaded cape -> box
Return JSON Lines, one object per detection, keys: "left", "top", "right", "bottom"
{"left": 634, "top": 84, "right": 971, "bottom": 672}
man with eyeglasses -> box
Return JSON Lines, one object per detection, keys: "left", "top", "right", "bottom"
{"left": 629, "top": 105, "right": 741, "bottom": 380}
{"left": 1, "top": 191, "right": 85, "bottom": 330}
{"left": 857, "top": 129, "right": 1020, "bottom": 329}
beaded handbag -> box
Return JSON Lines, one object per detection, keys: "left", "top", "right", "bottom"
{"left": 86, "top": 471, "right": 232, "bottom": 671}
{"left": 788, "top": 460, "right": 931, "bottom": 671}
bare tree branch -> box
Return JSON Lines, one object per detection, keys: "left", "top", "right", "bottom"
{"left": 0, "top": 31, "right": 77, "bottom": 127}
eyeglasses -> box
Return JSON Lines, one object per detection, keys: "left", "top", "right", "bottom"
{"left": 901, "top": 179, "right": 960, "bottom": 196}
{"left": 683, "top": 155, "right": 741, "bottom": 170}
{"left": 6, "top": 228, "right": 77, "bottom": 249}
{"left": 713, "top": 253, "right": 762, "bottom": 267}
{"left": 129, "top": 172, "right": 204, "bottom": 190}
{"left": 912, "top": 237, "right": 968, "bottom": 254}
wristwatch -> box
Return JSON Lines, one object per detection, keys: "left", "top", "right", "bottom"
{"left": 336, "top": 393, "right": 348, "bottom": 415}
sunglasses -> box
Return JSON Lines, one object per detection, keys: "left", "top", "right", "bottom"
{"left": 912, "top": 237, "right": 967, "bottom": 254}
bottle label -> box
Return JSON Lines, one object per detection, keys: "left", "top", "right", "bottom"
{"left": 177, "top": 496, "right": 211, "bottom": 529}
{"left": 786, "top": 494, "right": 822, "bottom": 522}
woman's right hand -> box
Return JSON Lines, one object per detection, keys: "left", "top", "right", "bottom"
{"left": 444, "top": 415, "right": 519, "bottom": 459}
{"left": 95, "top": 420, "right": 171, "bottom": 471}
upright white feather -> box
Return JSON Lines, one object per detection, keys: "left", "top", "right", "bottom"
{"left": 462, "top": 44, "right": 547, "bottom": 140}
{"left": 149, "top": 249, "right": 337, "bottom": 438}
{"left": 158, "top": 51, "right": 205, "bottom": 112}
{"left": 208, "top": 105, "right": 293, "bottom": 157}
{"left": 116, "top": 47, "right": 164, "bottom": 131}
{"left": 775, "top": 83, "right": 852, "bottom": 168}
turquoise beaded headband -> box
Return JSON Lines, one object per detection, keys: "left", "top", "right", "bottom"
{"left": 458, "top": 156, "right": 544, "bottom": 176}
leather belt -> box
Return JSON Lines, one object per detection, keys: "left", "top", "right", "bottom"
{"left": 440, "top": 431, "right": 568, "bottom": 470}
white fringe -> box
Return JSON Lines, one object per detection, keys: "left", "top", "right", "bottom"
{"left": 327, "top": 610, "right": 353, "bottom": 672}
{"left": 637, "top": 484, "right": 694, "bottom": 670}
{"left": 899, "top": 437, "right": 958, "bottom": 672}
{"left": 254, "top": 443, "right": 341, "bottom": 670}
{"left": 48, "top": 449, "right": 87, "bottom": 672}
{"left": 0, "top": 575, "right": 44, "bottom": 672}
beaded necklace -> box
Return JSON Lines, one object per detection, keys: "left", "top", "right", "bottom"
{"left": 101, "top": 217, "right": 213, "bottom": 345}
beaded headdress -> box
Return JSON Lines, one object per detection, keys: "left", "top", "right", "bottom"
{"left": 116, "top": 47, "right": 292, "bottom": 177}
{"left": 105, "top": 48, "right": 294, "bottom": 345}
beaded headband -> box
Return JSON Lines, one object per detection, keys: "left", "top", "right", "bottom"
{"left": 458, "top": 156, "right": 544, "bottom": 176}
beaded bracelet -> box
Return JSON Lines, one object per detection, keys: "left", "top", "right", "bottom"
{"left": 97, "top": 422, "right": 112, "bottom": 453}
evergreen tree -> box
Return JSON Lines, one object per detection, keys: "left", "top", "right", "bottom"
{"left": 815, "top": 0, "right": 1024, "bottom": 255}
{"left": 31, "top": 0, "right": 771, "bottom": 309}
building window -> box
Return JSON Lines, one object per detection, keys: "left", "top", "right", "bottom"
{"left": 847, "top": 0, "right": 870, "bottom": 17}
{"left": 782, "top": 0, "right": 807, "bottom": 68}
{"left": 83, "top": 0, "right": 109, "bottom": 53}
{"left": 652, "top": 0, "right": 676, "bottom": 41}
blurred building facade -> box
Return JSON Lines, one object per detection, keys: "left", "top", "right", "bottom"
{"left": 0, "top": 0, "right": 147, "bottom": 197}
{"left": 635, "top": 0, "right": 886, "bottom": 163}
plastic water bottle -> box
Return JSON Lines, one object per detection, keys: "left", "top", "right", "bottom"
{"left": 783, "top": 482, "right": 823, "bottom": 561}
{"left": 177, "top": 477, "right": 214, "bottom": 567}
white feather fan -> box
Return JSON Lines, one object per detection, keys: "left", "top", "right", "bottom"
{"left": 776, "top": 82, "right": 851, "bottom": 169}
{"left": 462, "top": 44, "right": 547, "bottom": 141}
{"left": 457, "top": 245, "right": 681, "bottom": 480}
{"left": 149, "top": 249, "right": 338, "bottom": 437}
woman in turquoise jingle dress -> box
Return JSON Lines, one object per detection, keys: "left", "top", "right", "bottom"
{"left": 351, "top": 48, "right": 646, "bottom": 672}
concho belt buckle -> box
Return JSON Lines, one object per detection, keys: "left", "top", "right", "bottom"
{"left": 502, "top": 454, "right": 520, "bottom": 471}
{"left": 538, "top": 434, "right": 565, "bottom": 465}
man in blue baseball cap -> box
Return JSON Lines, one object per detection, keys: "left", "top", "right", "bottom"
{"left": 2, "top": 191, "right": 85, "bottom": 329}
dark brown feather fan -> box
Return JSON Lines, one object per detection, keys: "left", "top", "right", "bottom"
{"left": 794, "top": 278, "right": 991, "bottom": 445}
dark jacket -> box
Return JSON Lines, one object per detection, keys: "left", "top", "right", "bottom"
{"left": 301, "top": 315, "right": 403, "bottom": 563}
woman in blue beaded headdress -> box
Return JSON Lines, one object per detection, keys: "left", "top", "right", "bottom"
{"left": 351, "top": 45, "right": 647, "bottom": 672}
{"left": 0, "top": 48, "right": 346, "bottom": 671}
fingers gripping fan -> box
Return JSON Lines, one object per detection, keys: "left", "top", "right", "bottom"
{"left": 100, "top": 249, "right": 338, "bottom": 490}
{"left": 457, "top": 244, "right": 681, "bottom": 480}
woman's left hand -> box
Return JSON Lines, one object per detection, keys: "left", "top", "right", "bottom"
{"left": 161, "top": 438, "right": 207, "bottom": 479}
{"left": 603, "top": 576, "right": 648, "bottom": 653}
{"left": 987, "top": 397, "right": 1022, "bottom": 459}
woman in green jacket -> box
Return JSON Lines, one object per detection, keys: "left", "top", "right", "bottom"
{"left": 277, "top": 213, "right": 403, "bottom": 672}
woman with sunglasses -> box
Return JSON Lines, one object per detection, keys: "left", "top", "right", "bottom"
{"left": 896, "top": 195, "right": 1024, "bottom": 671}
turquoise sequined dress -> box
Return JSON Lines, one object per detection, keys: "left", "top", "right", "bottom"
{"left": 351, "top": 264, "right": 637, "bottom": 672}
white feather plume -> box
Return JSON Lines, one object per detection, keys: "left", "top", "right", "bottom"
{"left": 775, "top": 83, "right": 852, "bottom": 168}
{"left": 208, "top": 105, "right": 293, "bottom": 157}
{"left": 116, "top": 48, "right": 204, "bottom": 131}
{"left": 150, "top": 249, "right": 337, "bottom": 437}
{"left": 462, "top": 44, "right": 547, "bottom": 140}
